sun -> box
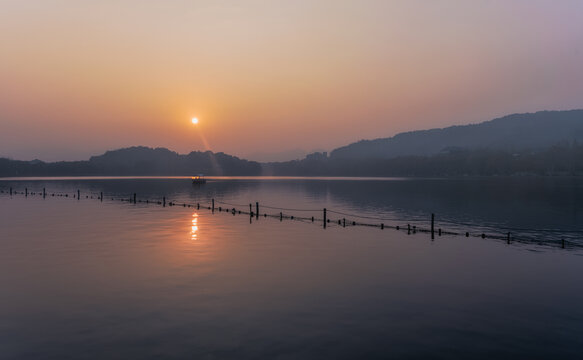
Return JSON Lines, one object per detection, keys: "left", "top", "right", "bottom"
{"left": 191, "top": 117, "right": 199, "bottom": 125}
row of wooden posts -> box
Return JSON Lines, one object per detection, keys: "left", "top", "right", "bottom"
{"left": 2, "top": 187, "right": 570, "bottom": 249}
{"left": 7, "top": 187, "right": 442, "bottom": 235}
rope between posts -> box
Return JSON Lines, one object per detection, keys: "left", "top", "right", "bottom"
{"left": 436, "top": 218, "right": 583, "bottom": 235}
{"left": 327, "top": 209, "right": 409, "bottom": 222}
{"left": 214, "top": 200, "right": 249, "bottom": 208}
{"left": 260, "top": 204, "right": 321, "bottom": 212}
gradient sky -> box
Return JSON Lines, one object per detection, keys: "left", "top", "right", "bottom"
{"left": 1, "top": 0, "right": 582, "bottom": 162}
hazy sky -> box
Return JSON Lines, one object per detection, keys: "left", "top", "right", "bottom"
{"left": 1, "top": 0, "right": 582, "bottom": 161}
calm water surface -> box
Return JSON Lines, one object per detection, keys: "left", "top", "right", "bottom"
{"left": 0, "top": 177, "right": 582, "bottom": 359}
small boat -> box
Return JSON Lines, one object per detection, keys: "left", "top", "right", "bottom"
{"left": 192, "top": 174, "right": 206, "bottom": 184}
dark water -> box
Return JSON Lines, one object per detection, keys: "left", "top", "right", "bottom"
{"left": 1, "top": 177, "right": 582, "bottom": 359}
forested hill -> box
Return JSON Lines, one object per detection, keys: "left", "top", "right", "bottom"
{"left": 0, "top": 147, "right": 262, "bottom": 176}
{"left": 330, "top": 110, "right": 583, "bottom": 159}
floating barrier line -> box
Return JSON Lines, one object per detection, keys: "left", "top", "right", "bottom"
{"left": 0, "top": 187, "right": 580, "bottom": 249}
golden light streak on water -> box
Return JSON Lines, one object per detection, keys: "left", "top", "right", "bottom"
{"left": 191, "top": 212, "right": 198, "bottom": 241}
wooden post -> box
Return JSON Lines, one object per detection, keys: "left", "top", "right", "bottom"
{"left": 163, "top": 196, "right": 166, "bottom": 207}
{"left": 280, "top": 212, "right": 282, "bottom": 221}
{"left": 25, "top": 188, "right": 28, "bottom": 197}
{"left": 256, "top": 202, "right": 259, "bottom": 219}
{"left": 43, "top": 188, "right": 46, "bottom": 198}
{"left": 311, "top": 216, "right": 314, "bottom": 222}
{"left": 507, "top": 232, "right": 511, "bottom": 244}
{"left": 407, "top": 224, "right": 411, "bottom": 235}
{"left": 431, "top": 213, "right": 435, "bottom": 240}
{"left": 249, "top": 203, "right": 252, "bottom": 215}
{"left": 133, "top": 193, "right": 136, "bottom": 204}
{"left": 323, "top": 208, "right": 327, "bottom": 229}
{"left": 343, "top": 218, "right": 346, "bottom": 227}
{"left": 77, "top": 189, "right": 80, "bottom": 200}
{"left": 10, "top": 187, "right": 12, "bottom": 196}
{"left": 212, "top": 198, "right": 215, "bottom": 213}
{"left": 100, "top": 192, "right": 103, "bottom": 202}
{"left": 381, "top": 223, "right": 384, "bottom": 230}
{"left": 438, "top": 228, "right": 441, "bottom": 236}
{"left": 562, "top": 238, "right": 565, "bottom": 249}
{"left": 197, "top": 203, "right": 200, "bottom": 210}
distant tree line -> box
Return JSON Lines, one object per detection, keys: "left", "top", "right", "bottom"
{"left": 1, "top": 144, "right": 582, "bottom": 177}
{"left": 262, "top": 143, "right": 583, "bottom": 177}
{"left": 0, "top": 147, "right": 262, "bottom": 177}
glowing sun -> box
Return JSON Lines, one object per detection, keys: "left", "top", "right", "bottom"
{"left": 191, "top": 117, "right": 199, "bottom": 125}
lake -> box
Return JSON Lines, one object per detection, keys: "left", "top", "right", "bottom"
{"left": 1, "top": 177, "right": 582, "bottom": 359}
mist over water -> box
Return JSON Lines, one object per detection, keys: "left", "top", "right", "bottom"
{"left": 1, "top": 177, "right": 582, "bottom": 359}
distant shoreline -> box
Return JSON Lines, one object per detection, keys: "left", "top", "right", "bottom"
{"left": 2, "top": 175, "right": 582, "bottom": 181}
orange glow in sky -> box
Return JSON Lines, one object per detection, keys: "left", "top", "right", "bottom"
{"left": 1, "top": 1, "right": 582, "bottom": 162}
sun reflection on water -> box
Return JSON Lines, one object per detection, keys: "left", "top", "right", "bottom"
{"left": 191, "top": 213, "right": 198, "bottom": 241}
